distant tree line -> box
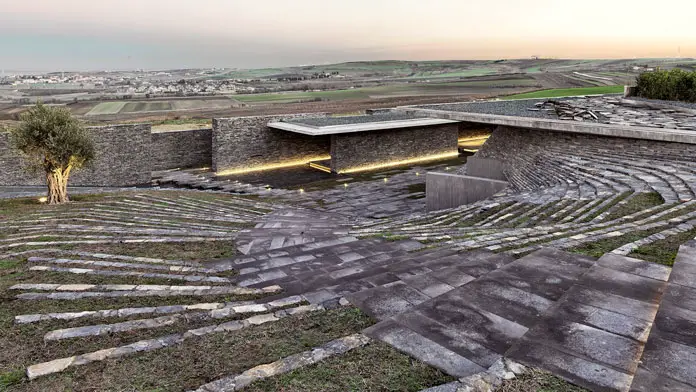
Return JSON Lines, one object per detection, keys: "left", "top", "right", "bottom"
{"left": 635, "top": 68, "right": 696, "bottom": 103}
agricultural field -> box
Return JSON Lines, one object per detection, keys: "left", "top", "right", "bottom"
{"left": 85, "top": 98, "right": 237, "bottom": 116}
{"left": 85, "top": 102, "right": 126, "bottom": 116}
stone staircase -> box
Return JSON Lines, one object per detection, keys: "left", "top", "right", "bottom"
{"left": 348, "top": 247, "right": 696, "bottom": 392}
{"left": 196, "top": 202, "right": 696, "bottom": 391}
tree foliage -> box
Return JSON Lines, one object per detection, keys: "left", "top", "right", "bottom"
{"left": 635, "top": 68, "right": 696, "bottom": 103}
{"left": 10, "top": 103, "right": 95, "bottom": 203}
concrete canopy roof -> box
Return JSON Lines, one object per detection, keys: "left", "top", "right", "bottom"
{"left": 267, "top": 117, "right": 460, "bottom": 136}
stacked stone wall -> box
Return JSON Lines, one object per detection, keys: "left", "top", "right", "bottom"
{"left": 476, "top": 125, "right": 696, "bottom": 191}
{"left": 0, "top": 124, "right": 152, "bottom": 186}
{"left": 329, "top": 124, "right": 459, "bottom": 173}
{"left": 458, "top": 122, "right": 495, "bottom": 139}
{"left": 151, "top": 128, "right": 212, "bottom": 171}
{"left": 212, "top": 114, "right": 330, "bottom": 173}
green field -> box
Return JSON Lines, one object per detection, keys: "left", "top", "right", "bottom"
{"left": 502, "top": 85, "right": 624, "bottom": 100}
{"left": 233, "top": 89, "right": 370, "bottom": 103}
{"left": 120, "top": 101, "right": 173, "bottom": 113}
{"left": 85, "top": 99, "right": 236, "bottom": 116}
{"left": 407, "top": 68, "right": 498, "bottom": 79}
{"left": 85, "top": 102, "right": 127, "bottom": 115}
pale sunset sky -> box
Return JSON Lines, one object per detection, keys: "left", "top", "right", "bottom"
{"left": 1, "top": 0, "right": 694, "bottom": 71}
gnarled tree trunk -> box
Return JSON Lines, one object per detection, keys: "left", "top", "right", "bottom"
{"left": 46, "top": 166, "right": 71, "bottom": 204}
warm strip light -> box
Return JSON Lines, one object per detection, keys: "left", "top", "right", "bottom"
{"left": 216, "top": 156, "right": 331, "bottom": 176}
{"left": 458, "top": 136, "right": 490, "bottom": 143}
{"left": 309, "top": 162, "right": 332, "bottom": 173}
{"left": 338, "top": 151, "right": 460, "bottom": 174}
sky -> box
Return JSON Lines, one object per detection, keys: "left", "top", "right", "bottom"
{"left": 1, "top": 0, "right": 695, "bottom": 71}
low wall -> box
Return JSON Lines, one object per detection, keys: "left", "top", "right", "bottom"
{"left": 466, "top": 156, "right": 507, "bottom": 181}
{"left": 212, "top": 114, "right": 331, "bottom": 174}
{"left": 329, "top": 124, "right": 459, "bottom": 173}
{"left": 151, "top": 128, "right": 212, "bottom": 171}
{"left": 426, "top": 172, "right": 508, "bottom": 211}
{"left": 0, "top": 124, "right": 152, "bottom": 187}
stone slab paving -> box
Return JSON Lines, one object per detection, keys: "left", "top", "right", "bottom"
{"left": 362, "top": 248, "right": 596, "bottom": 380}
{"left": 629, "top": 242, "right": 696, "bottom": 391}
{"left": 347, "top": 250, "right": 514, "bottom": 321}
{"left": 506, "top": 253, "right": 672, "bottom": 392}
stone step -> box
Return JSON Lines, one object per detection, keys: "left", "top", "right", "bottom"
{"left": 255, "top": 247, "right": 461, "bottom": 303}
{"left": 360, "top": 248, "right": 597, "bottom": 379}
{"left": 208, "top": 236, "right": 361, "bottom": 269}
{"left": 233, "top": 239, "right": 424, "bottom": 287}
{"left": 506, "top": 252, "right": 672, "bottom": 392}
{"left": 629, "top": 242, "right": 696, "bottom": 391}
{"left": 345, "top": 250, "right": 515, "bottom": 321}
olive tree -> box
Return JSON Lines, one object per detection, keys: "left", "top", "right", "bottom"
{"left": 10, "top": 103, "right": 95, "bottom": 204}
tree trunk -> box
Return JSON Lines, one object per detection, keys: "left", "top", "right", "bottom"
{"left": 46, "top": 167, "right": 71, "bottom": 204}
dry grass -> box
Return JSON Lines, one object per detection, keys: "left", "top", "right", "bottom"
{"left": 498, "top": 368, "right": 589, "bottom": 392}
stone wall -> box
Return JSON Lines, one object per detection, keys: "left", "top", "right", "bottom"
{"left": 458, "top": 122, "right": 495, "bottom": 139}
{"left": 212, "top": 114, "right": 331, "bottom": 174}
{"left": 151, "top": 128, "right": 212, "bottom": 171}
{"left": 329, "top": 124, "right": 459, "bottom": 173}
{"left": 0, "top": 124, "right": 152, "bottom": 186}
{"left": 426, "top": 172, "right": 508, "bottom": 211}
{"left": 477, "top": 125, "right": 696, "bottom": 191}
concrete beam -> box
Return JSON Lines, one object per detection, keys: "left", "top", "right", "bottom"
{"left": 426, "top": 172, "right": 508, "bottom": 211}
{"left": 396, "top": 107, "right": 696, "bottom": 145}
{"left": 267, "top": 118, "right": 460, "bottom": 136}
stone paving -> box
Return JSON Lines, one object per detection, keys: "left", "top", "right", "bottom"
{"left": 6, "top": 125, "right": 696, "bottom": 391}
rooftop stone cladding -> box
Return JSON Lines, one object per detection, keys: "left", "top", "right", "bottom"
{"left": 285, "top": 113, "right": 419, "bottom": 127}
{"left": 0, "top": 124, "right": 152, "bottom": 187}
{"left": 212, "top": 113, "right": 331, "bottom": 173}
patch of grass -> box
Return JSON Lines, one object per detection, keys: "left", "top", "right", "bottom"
{"left": 11, "top": 308, "right": 374, "bottom": 392}
{"left": 603, "top": 192, "right": 665, "bottom": 221}
{"left": 498, "top": 368, "right": 588, "bottom": 392}
{"left": 580, "top": 191, "right": 633, "bottom": 223}
{"left": 0, "top": 369, "right": 25, "bottom": 390}
{"left": 629, "top": 226, "right": 696, "bottom": 266}
{"left": 568, "top": 228, "right": 663, "bottom": 258}
{"left": 458, "top": 202, "right": 516, "bottom": 227}
{"left": 502, "top": 85, "right": 624, "bottom": 100}
{"left": 72, "top": 241, "right": 238, "bottom": 263}
{"left": 245, "top": 341, "right": 454, "bottom": 392}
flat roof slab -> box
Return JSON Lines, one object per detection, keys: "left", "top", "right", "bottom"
{"left": 268, "top": 113, "right": 459, "bottom": 136}
{"left": 397, "top": 96, "right": 696, "bottom": 145}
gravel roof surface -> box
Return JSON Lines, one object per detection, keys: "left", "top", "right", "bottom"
{"left": 413, "top": 99, "right": 560, "bottom": 119}
{"left": 629, "top": 97, "right": 696, "bottom": 110}
{"left": 285, "top": 113, "right": 418, "bottom": 127}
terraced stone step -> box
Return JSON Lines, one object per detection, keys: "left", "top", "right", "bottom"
{"left": 232, "top": 239, "right": 424, "bottom": 287}
{"left": 629, "top": 242, "right": 696, "bottom": 391}
{"left": 239, "top": 239, "right": 428, "bottom": 291}
{"left": 362, "top": 248, "right": 597, "bottom": 380}
{"left": 507, "top": 252, "right": 672, "bottom": 392}
{"left": 345, "top": 250, "right": 515, "bottom": 320}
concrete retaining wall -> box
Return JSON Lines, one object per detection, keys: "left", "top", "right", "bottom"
{"left": 212, "top": 114, "right": 331, "bottom": 174}
{"left": 151, "top": 128, "right": 212, "bottom": 171}
{"left": 0, "top": 124, "right": 152, "bottom": 187}
{"left": 466, "top": 156, "right": 507, "bottom": 181}
{"left": 426, "top": 172, "right": 508, "bottom": 211}
{"left": 329, "top": 124, "right": 459, "bottom": 173}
